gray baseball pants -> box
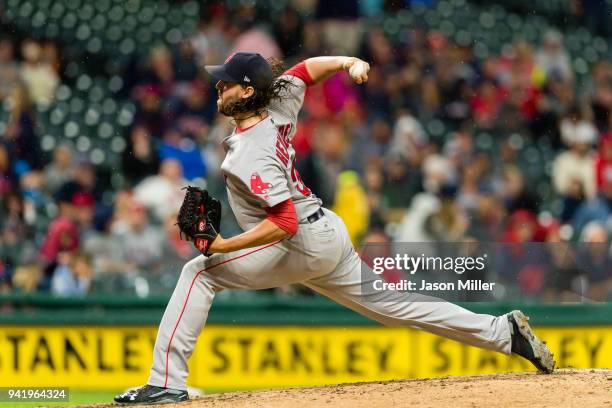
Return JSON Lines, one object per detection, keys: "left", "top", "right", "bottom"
{"left": 148, "top": 209, "right": 511, "bottom": 390}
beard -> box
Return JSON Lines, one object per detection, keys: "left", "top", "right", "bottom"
{"left": 218, "top": 95, "right": 254, "bottom": 117}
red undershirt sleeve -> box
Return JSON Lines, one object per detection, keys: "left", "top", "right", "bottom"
{"left": 265, "top": 198, "right": 299, "bottom": 236}
{"left": 283, "top": 61, "right": 315, "bottom": 87}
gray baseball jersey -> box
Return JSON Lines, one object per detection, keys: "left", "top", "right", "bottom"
{"left": 220, "top": 74, "right": 321, "bottom": 231}
{"left": 147, "top": 66, "right": 513, "bottom": 390}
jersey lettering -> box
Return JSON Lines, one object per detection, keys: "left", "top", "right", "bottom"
{"left": 273, "top": 123, "right": 311, "bottom": 197}
{"left": 276, "top": 139, "right": 290, "bottom": 167}
{"left": 275, "top": 124, "right": 292, "bottom": 167}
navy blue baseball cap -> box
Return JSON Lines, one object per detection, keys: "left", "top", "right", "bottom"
{"left": 205, "top": 52, "right": 274, "bottom": 91}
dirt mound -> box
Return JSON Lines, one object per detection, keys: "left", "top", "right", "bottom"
{"left": 87, "top": 369, "right": 612, "bottom": 408}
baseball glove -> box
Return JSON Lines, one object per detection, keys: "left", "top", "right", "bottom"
{"left": 176, "top": 186, "right": 222, "bottom": 256}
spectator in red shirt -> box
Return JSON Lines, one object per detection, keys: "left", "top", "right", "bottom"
{"left": 595, "top": 135, "right": 612, "bottom": 191}
{"left": 471, "top": 79, "right": 506, "bottom": 128}
{"left": 39, "top": 194, "right": 83, "bottom": 264}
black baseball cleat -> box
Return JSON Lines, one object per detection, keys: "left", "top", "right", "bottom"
{"left": 114, "top": 384, "right": 188, "bottom": 405}
{"left": 508, "top": 310, "right": 555, "bottom": 374}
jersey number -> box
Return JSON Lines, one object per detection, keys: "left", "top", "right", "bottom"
{"left": 290, "top": 158, "right": 311, "bottom": 197}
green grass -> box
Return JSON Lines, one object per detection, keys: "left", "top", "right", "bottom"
{"left": 0, "top": 391, "right": 120, "bottom": 407}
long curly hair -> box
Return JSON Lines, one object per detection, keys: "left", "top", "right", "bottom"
{"left": 221, "top": 58, "right": 294, "bottom": 117}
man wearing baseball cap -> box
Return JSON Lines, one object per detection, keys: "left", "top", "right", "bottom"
{"left": 115, "top": 52, "right": 553, "bottom": 405}
{"left": 206, "top": 52, "right": 275, "bottom": 91}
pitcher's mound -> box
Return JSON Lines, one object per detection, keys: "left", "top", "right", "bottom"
{"left": 96, "top": 369, "right": 612, "bottom": 408}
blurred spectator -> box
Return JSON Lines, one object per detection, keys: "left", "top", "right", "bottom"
{"left": 588, "top": 61, "right": 612, "bottom": 134}
{"left": 43, "top": 144, "right": 75, "bottom": 195}
{"left": 11, "top": 263, "right": 41, "bottom": 292}
{"left": 332, "top": 171, "right": 369, "bottom": 246}
{"left": 0, "top": 193, "right": 28, "bottom": 283}
{"left": 0, "top": 143, "right": 17, "bottom": 196}
{"left": 425, "top": 187, "right": 469, "bottom": 242}
{"left": 577, "top": 222, "right": 611, "bottom": 300}
{"left": 189, "top": 7, "right": 231, "bottom": 67}
{"left": 532, "top": 74, "right": 575, "bottom": 149}
{"left": 20, "top": 170, "right": 47, "bottom": 226}
{"left": 273, "top": 7, "right": 304, "bottom": 58}
{"left": 142, "top": 46, "right": 175, "bottom": 97}
{"left": 394, "top": 192, "right": 441, "bottom": 242}
{"left": 553, "top": 121, "right": 597, "bottom": 216}
{"left": 574, "top": 0, "right": 612, "bottom": 38}
{"left": 381, "top": 153, "right": 422, "bottom": 208}
{"left": 0, "top": 260, "right": 11, "bottom": 293}
{"left": 173, "top": 41, "right": 199, "bottom": 83}
{"left": 83, "top": 207, "right": 125, "bottom": 275}
{"left": 494, "top": 85, "right": 531, "bottom": 134}
{"left": 229, "top": 6, "right": 282, "bottom": 58}
{"left": 174, "top": 79, "right": 216, "bottom": 140}
{"left": 40, "top": 40, "right": 61, "bottom": 74}
{"left": 366, "top": 115, "right": 394, "bottom": 160}
{"left": 466, "top": 194, "right": 506, "bottom": 241}
{"left": 499, "top": 41, "right": 545, "bottom": 90}
{"left": 444, "top": 129, "right": 476, "bottom": 171}
{"left": 0, "top": 38, "right": 18, "bottom": 100}
{"left": 571, "top": 189, "right": 612, "bottom": 238}
{"left": 299, "top": 122, "right": 348, "bottom": 205}
{"left": 422, "top": 152, "right": 456, "bottom": 194}
{"left": 19, "top": 39, "right": 59, "bottom": 105}
{"left": 471, "top": 79, "right": 506, "bottom": 129}
{"left": 39, "top": 199, "right": 80, "bottom": 268}
{"left": 498, "top": 165, "right": 539, "bottom": 213}
{"left": 51, "top": 252, "right": 93, "bottom": 297}
{"left": 134, "top": 158, "right": 187, "bottom": 221}
{"left": 595, "top": 136, "right": 612, "bottom": 192}
{"left": 502, "top": 209, "right": 541, "bottom": 243}
{"left": 542, "top": 222, "right": 581, "bottom": 301}
{"left": 113, "top": 200, "right": 165, "bottom": 274}
{"left": 560, "top": 108, "right": 599, "bottom": 147}
{"left": 390, "top": 110, "right": 428, "bottom": 162}
{"left": 5, "top": 83, "right": 42, "bottom": 170}
{"left": 535, "top": 30, "right": 573, "bottom": 81}
{"left": 71, "top": 191, "right": 96, "bottom": 237}
{"left": 1, "top": 192, "right": 28, "bottom": 240}
{"left": 133, "top": 85, "right": 168, "bottom": 137}
{"left": 158, "top": 127, "right": 207, "bottom": 181}
{"left": 456, "top": 156, "right": 486, "bottom": 212}
{"left": 122, "top": 126, "right": 160, "bottom": 186}
{"left": 55, "top": 160, "right": 99, "bottom": 204}
{"left": 162, "top": 212, "right": 197, "bottom": 263}
{"left": 363, "top": 160, "right": 386, "bottom": 220}
{"left": 561, "top": 179, "right": 587, "bottom": 223}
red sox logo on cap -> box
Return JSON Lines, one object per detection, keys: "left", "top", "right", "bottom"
{"left": 250, "top": 172, "right": 272, "bottom": 199}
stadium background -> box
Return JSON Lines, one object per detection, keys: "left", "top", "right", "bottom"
{"left": 0, "top": 0, "right": 611, "bottom": 405}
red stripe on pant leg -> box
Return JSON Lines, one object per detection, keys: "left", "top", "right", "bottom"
{"left": 163, "top": 240, "right": 282, "bottom": 388}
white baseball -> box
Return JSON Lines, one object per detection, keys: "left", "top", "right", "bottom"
{"left": 349, "top": 61, "right": 369, "bottom": 84}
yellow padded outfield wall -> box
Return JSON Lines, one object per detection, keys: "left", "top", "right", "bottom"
{"left": 0, "top": 326, "right": 610, "bottom": 390}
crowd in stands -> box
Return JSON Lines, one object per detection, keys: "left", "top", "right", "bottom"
{"left": 0, "top": 1, "right": 611, "bottom": 300}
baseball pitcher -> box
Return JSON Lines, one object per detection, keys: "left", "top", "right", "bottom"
{"left": 115, "top": 53, "right": 554, "bottom": 404}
